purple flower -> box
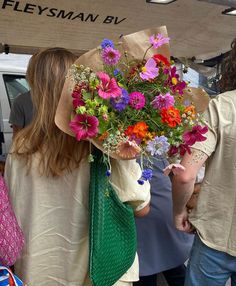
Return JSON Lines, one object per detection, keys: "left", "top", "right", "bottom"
{"left": 141, "top": 169, "right": 153, "bottom": 181}
{"left": 110, "top": 88, "right": 129, "bottom": 111}
{"left": 129, "top": 92, "right": 146, "bottom": 110}
{"left": 183, "top": 125, "right": 208, "bottom": 146}
{"left": 184, "top": 100, "right": 191, "bottom": 106}
{"left": 101, "top": 47, "right": 121, "bottom": 65}
{"left": 146, "top": 135, "right": 170, "bottom": 156}
{"left": 151, "top": 92, "right": 175, "bottom": 109}
{"left": 149, "top": 33, "right": 170, "bottom": 49}
{"left": 140, "top": 58, "right": 159, "bottom": 80}
{"left": 101, "top": 39, "right": 114, "bottom": 49}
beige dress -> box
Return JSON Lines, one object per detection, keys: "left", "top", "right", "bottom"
{"left": 4, "top": 153, "right": 150, "bottom": 286}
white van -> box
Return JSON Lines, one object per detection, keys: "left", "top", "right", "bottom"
{"left": 0, "top": 65, "right": 29, "bottom": 159}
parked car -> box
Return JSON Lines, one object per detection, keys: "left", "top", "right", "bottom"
{"left": 0, "top": 64, "right": 29, "bottom": 159}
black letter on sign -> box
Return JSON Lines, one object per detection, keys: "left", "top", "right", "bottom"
{"left": 14, "top": 1, "right": 23, "bottom": 12}
{"left": 2, "top": 0, "right": 14, "bottom": 9}
{"left": 103, "top": 15, "right": 114, "bottom": 24}
{"left": 72, "top": 13, "right": 84, "bottom": 21}
{"left": 47, "top": 8, "right": 57, "bottom": 17}
{"left": 85, "top": 14, "right": 99, "bottom": 22}
{"left": 114, "top": 17, "right": 126, "bottom": 25}
{"left": 24, "top": 3, "right": 36, "bottom": 14}
{"left": 38, "top": 6, "right": 48, "bottom": 15}
{"left": 57, "top": 10, "right": 74, "bottom": 19}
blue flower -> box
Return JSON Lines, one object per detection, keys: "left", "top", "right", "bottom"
{"left": 110, "top": 89, "right": 129, "bottom": 111}
{"left": 141, "top": 169, "right": 153, "bottom": 181}
{"left": 106, "top": 170, "right": 111, "bottom": 176}
{"left": 113, "top": 68, "right": 121, "bottom": 76}
{"left": 101, "top": 39, "right": 114, "bottom": 49}
{"left": 138, "top": 179, "right": 144, "bottom": 185}
{"left": 146, "top": 135, "right": 170, "bottom": 156}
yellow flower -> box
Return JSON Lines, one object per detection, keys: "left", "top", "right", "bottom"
{"left": 171, "top": 77, "right": 178, "bottom": 85}
{"left": 142, "top": 66, "right": 147, "bottom": 72}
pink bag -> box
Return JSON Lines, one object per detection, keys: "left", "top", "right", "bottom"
{"left": 0, "top": 176, "right": 24, "bottom": 266}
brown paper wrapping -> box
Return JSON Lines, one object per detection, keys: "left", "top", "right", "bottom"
{"left": 183, "top": 87, "right": 210, "bottom": 114}
{"left": 55, "top": 26, "right": 170, "bottom": 135}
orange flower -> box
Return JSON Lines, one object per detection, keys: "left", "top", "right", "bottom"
{"left": 98, "top": 131, "right": 109, "bottom": 141}
{"left": 184, "top": 105, "right": 196, "bottom": 119}
{"left": 161, "top": 106, "right": 181, "bottom": 128}
{"left": 125, "top": 122, "right": 149, "bottom": 139}
{"left": 124, "top": 125, "right": 135, "bottom": 137}
{"left": 133, "top": 121, "right": 149, "bottom": 139}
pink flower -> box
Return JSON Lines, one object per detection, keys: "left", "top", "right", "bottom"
{"left": 140, "top": 58, "right": 159, "bottom": 80}
{"left": 101, "top": 47, "right": 121, "bottom": 65}
{"left": 69, "top": 114, "right": 99, "bottom": 141}
{"left": 149, "top": 33, "right": 170, "bottom": 49}
{"left": 97, "top": 72, "right": 122, "bottom": 99}
{"left": 183, "top": 125, "right": 208, "bottom": 146}
{"left": 73, "top": 98, "right": 85, "bottom": 109}
{"left": 151, "top": 92, "right": 174, "bottom": 109}
{"left": 129, "top": 92, "right": 146, "bottom": 110}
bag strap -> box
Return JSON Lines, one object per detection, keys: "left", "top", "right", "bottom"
{"left": 0, "top": 266, "right": 17, "bottom": 285}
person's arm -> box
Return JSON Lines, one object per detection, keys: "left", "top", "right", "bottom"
{"left": 171, "top": 149, "right": 208, "bottom": 232}
{"left": 110, "top": 158, "right": 151, "bottom": 217}
{"left": 134, "top": 203, "right": 150, "bottom": 217}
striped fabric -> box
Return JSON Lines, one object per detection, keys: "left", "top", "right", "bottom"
{"left": 0, "top": 266, "right": 26, "bottom": 286}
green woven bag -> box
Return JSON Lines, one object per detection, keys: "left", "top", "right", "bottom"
{"left": 89, "top": 150, "right": 137, "bottom": 286}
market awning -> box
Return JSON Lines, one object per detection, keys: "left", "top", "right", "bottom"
{"left": 0, "top": 0, "right": 236, "bottom": 60}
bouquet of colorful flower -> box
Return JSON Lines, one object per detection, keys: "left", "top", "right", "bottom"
{"left": 67, "top": 32, "right": 208, "bottom": 183}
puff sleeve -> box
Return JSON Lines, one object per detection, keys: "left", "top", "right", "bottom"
{"left": 109, "top": 159, "right": 150, "bottom": 211}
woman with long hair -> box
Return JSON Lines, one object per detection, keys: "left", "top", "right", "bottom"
{"left": 4, "top": 47, "right": 150, "bottom": 285}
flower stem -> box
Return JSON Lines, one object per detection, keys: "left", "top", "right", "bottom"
{"left": 142, "top": 45, "right": 153, "bottom": 61}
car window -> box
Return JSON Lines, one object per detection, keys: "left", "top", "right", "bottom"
{"left": 3, "top": 74, "right": 29, "bottom": 107}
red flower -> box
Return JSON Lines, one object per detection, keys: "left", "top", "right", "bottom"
{"left": 168, "top": 144, "right": 192, "bottom": 157}
{"left": 72, "top": 89, "right": 85, "bottom": 109}
{"left": 168, "top": 145, "right": 179, "bottom": 157}
{"left": 153, "top": 54, "right": 170, "bottom": 67}
{"left": 179, "top": 144, "right": 191, "bottom": 156}
{"left": 164, "top": 66, "right": 187, "bottom": 95}
{"left": 183, "top": 125, "right": 208, "bottom": 146}
{"left": 161, "top": 106, "right": 181, "bottom": 128}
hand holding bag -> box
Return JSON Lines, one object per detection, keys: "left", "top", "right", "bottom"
{"left": 89, "top": 150, "right": 137, "bottom": 286}
{"left": 0, "top": 176, "right": 24, "bottom": 266}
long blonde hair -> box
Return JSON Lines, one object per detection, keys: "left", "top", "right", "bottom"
{"left": 12, "top": 48, "right": 89, "bottom": 176}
